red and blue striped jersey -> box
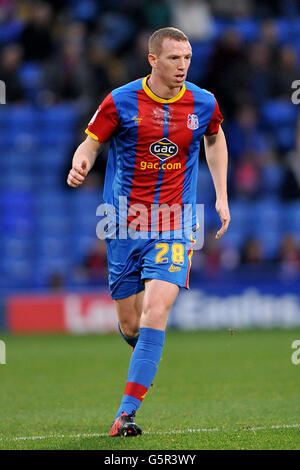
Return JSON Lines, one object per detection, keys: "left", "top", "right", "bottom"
{"left": 86, "top": 76, "right": 223, "bottom": 232}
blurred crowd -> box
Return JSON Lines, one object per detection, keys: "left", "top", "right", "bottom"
{"left": 1, "top": 0, "right": 300, "bottom": 288}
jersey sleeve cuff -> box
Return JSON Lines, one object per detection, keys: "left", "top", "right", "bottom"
{"left": 85, "top": 128, "right": 99, "bottom": 141}
{"left": 204, "top": 118, "right": 224, "bottom": 136}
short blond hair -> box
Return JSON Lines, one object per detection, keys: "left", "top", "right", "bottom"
{"left": 148, "top": 27, "right": 189, "bottom": 56}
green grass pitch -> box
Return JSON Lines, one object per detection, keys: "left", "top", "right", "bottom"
{"left": 0, "top": 328, "right": 300, "bottom": 450}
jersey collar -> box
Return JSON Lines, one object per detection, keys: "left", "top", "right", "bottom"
{"left": 142, "top": 75, "right": 186, "bottom": 103}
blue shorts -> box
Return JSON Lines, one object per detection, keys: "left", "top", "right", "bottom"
{"left": 105, "top": 231, "right": 195, "bottom": 300}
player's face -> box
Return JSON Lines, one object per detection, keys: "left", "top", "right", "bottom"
{"left": 153, "top": 38, "right": 192, "bottom": 88}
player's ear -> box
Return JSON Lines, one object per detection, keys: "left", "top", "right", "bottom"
{"left": 148, "top": 53, "right": 157, "bottom": 68}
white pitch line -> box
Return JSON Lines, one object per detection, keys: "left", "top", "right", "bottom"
{"left": 0, "top": 423, "right": 300, "bottom": 443}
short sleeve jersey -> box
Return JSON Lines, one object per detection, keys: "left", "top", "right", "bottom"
{"left": 86, "top": 76, "right": 223, "bottom": 232}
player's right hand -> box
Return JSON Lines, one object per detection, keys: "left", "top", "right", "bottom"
{"left": 67, "top": 160, "right": 88, "bottom": 187}
{"left": 215, "top": 198, "right": 230, "bottom": 240}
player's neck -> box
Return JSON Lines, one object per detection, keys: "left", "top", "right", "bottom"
{"left": 147, "top": 75, "right": 181, "bottom": 100}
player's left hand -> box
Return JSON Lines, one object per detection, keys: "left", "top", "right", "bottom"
{"left": 215, "top": 198, "right": 230, "bottom": 240}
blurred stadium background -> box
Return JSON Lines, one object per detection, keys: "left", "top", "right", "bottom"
{"left": 1, "top": 0, "right": 300, "bottom": 334}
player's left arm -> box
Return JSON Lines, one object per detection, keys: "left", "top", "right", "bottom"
{"left": 204, "top": 126, "right": 231, "bottom": 240}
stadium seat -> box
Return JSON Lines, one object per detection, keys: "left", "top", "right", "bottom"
{"left": 0, "top": 106, "right": 8, "bottom": 134}
{"left": 72, "top": 209, "right": 99, "bottom": 225}
{"left": 0, "top": 190, "right": 33, "bottom": 215}
{"left": 188, "top": 41, "right": 214, "bottom": 82}
{"left": 36, "top": 214, "right": 71, "bottom": 236}
{"left": 71, "top": 0, "right": 99, "bottom": 21}
{"left": 2, "top": 172, "right": 34, "bottom": 191}
{"left": 35, "top": 235, "right": 70, "bottom": 257}
{"left": 40, "top": 130, "right": 75, "bottom": 148}
{"left": 226, "top": 200, "right": 249, "bottom": 233}
{"left": 71, "top": 234, "right": 99, "bottom": 260}
{"left": 40, "top": 104, "right": 80, "bottom": 132}
{"left": 36, "top": 143, "right": 72, "bottom": 169}
{"left": 204, "top": 206, "right": 217, "bottom": 229}
{"left": 2, "top": 236, "right": 33, "bottom": 258}
{"left": 232, "top": 18, "right": 260, "bottom": 42}
{"left": 18, "top": 63, "right": 43, "bottom": 102}
{"left": 291, "top": 38, "right": 300, "bottom": 69}
{"left": 70, "top": 190, "right": 103, "bottom": 214}
{"left": 34, "top": 190, "right": 70, "bottom": 216}
{"left": 220, "top": 200, "right": 249, "bottom": 250}
{"left": 5, "top": 148, "right": 37, "bottom": 171}
{"left": 261, "top": 99, "right": 297, "bottom": 128}
{"left": 211, "top": 18, "right": 227, "bottom": 39}
{"left": 249, "top": 198, "right": 282, "bottom": 236}
{"left": 34, "top": 170, "right": 66, "bottom": 190}
{"left": 276, "top": 18, "right": 300, "bottom": 43}
{"left": 1, "top": 213, "right": 34, "bottom": 236}
{"left": 278, "top": 127, "right": 297, "bottom": 151}
{"left": 197, "top": 164, "right": 216, "bottom": 204}
{"left": 212, "top": 18, "right": 259, "bottom": 42}
{"left": 258, "top": 231, "right": 282, "bottom": 259}
{"left": 33, "top": 253, "right": 73, "bottom": 288}
{"left": 0, "top": 19, "right": 23, "bottom": 45}
{"left": 222, "top": 227, "right": 247, "bottom": 250}
{"left": 261, "top": 165, "right": 283, "bottom": 196}
{"left": 282, "top": 201, "right": 300, "bottom": 233}
{"left": 6, "top": 105, "right": 38, "bottom": 134}
{"left": 260, "top": 99, "right": 297, "bottom": 150}
{"left": 35, "top": 254, "right": 72, "bottom": 273}
{"left": 275, "top": 19, "right": 293, "bottom": 43}
{"left": 2, "top": 256, "right": 34, "bottom": 286}
{"left": 1, "top": 128, "right": 41, "bottom": 149}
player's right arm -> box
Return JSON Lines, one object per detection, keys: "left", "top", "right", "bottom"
{"left": 67, "top": 135, "right": 101, "bottom": 188}
{"left": 67, "top": 92, "right": 119, "bottom": 188}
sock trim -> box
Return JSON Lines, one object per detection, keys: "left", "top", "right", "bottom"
{"left": 124, "top": 382, "right": 148, "bottom": 402}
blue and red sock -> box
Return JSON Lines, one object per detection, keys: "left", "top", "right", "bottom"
{"left": 114, "top": 327, "right": 165, "bottom": 419}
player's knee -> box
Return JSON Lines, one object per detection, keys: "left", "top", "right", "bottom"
{"left": 141, "top": 306, "right": 168, "bottom": 329}
{"left": 143, "top": 294, "right": 172, "bottom": 319}
{"left": 119, "top": 319, "right": 139, "bottom": 339}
